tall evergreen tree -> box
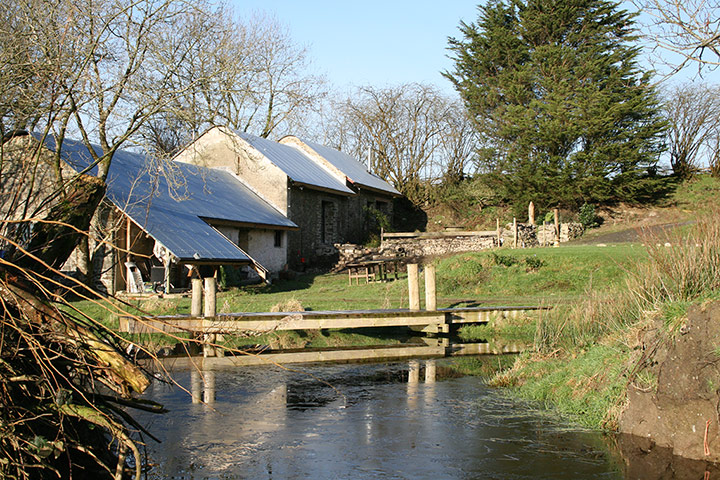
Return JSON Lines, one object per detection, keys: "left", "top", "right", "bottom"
{"left": 445, "top": 0, "right": 667, "bottom": 211}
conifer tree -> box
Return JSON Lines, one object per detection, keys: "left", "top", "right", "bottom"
{"left": 445, "top": 0, "right": 667, "bottom": 211}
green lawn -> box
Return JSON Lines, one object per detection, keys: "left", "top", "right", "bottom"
{"left": 71, "top": 243, "right": 646, "bottom": 334}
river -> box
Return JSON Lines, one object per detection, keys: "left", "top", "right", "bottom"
{"left": 135, "top": 359, "right": 628, "bottom": 479}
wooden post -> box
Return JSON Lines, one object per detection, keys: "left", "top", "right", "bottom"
{"left": 528, "top": 201, "right": 535, "bottom": 225}
{"left": 202, "top": 370, "right": 215, "bottom": 404}
{"left": 125, "top": 217, "right": 132, "bottom": 263}
{"left": 203, "top": 277, "right": 216, "bottom": 318}
{"left": 191, "top": 369, "right": 201, "bottom": 404}
{"left": 164, "top": 253, "right": 171, "bottom": 294}
{"left": 496, "top": 218, "right": 501, "bottom": 246}
{"left": 408, "top": 360, "right": 420, "bottom": 384}
{"left": 424, "top": 264, "right": 436, "bottom": 311}
{"left": 191, "top": 278, "right": 203, "bottom": 317}
{"left": 125, "top": 217, "right": 132, "bottom": 292}
{"left": 407, "top": 264, "right": 420, "bottom": 311}
{"left": 513, "top": 217, "right": 518, "bottom": 249}
{"left": 203, "top": 277, "right": 217, "bottom": 358}
{"left": 554, "top": 208, "right": 560, "bottom": 247}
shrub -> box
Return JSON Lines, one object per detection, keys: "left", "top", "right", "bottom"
{"left": 491, "top": 252, "right": 517, "bottom": 267}
{"left": 536, "top": 210, "right": 720, "bottom": 353}
{"left": 578, "top": 203, "right": 599, "bottom": 229}
{"left": 437, "top": 257, "right": 489, "bottom": 295}
{"left": 524, "top": 255, "right": 544, "bottom": 271}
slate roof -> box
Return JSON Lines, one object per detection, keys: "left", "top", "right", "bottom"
{"left": 290, "top": 138, "right": 401, "bottom": 196}
{"left": 37, "top": 134, "right": 296, "bottom": 264}
{"left": 236, "top": 131, "right": 354, "bottom": 195}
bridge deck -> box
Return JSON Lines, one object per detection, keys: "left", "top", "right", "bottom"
{"left": 119, "top": 305, "right": 547, "bottom": 335}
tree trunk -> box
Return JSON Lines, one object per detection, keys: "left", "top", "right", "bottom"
{"left": 11, "top": 174, "right": 105, "bottom": 280}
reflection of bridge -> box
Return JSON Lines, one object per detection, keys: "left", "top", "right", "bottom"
{"left": 179, "top": 351, "right": 518, "bottom": 404}
{"left": 158, "top": 339, "right": 526, "bottom": 374}
{"left": 121, "top": 264, "right": 547, "bottom": 357}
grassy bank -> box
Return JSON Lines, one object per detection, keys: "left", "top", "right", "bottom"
{"left": 488, "top": 211, "right": 720, "bottom": 430}
{"left": 69, "top": 240, "right": 647, "bottom": 358}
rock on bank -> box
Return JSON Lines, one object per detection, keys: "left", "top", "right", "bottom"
{"left": 620, "top": 302, "right": 720, "bottom": 462}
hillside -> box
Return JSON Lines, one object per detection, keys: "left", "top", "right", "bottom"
{"left": 422, "top": 174, "right": 719, "bottom": 241}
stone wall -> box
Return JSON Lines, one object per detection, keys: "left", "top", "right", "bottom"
{"left": 334, "top": 222, "right": 585, "bottom": 269}
{"left": 503, "top": 222, "right": 584, "bottom": 247}
{"left": 286, "top": 187, "right": 347, "bottom": 268}
{"left": 381, "top": 232, "right": 498, "bottom": 258}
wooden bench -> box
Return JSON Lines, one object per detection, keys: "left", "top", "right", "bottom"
{"left": 346, "top": 258, "right": 400, "bottom": 285}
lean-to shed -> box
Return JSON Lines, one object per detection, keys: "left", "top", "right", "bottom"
{"left": 23, "top": 133, "right": 297, "bottom": 293}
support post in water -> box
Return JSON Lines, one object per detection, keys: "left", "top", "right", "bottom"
{"left": 425, "top": 264, "right": 436, "bottom": 311}
{"left": 425, "top": 359, "right": 437, "bottom": 383}
{"left": 191, "top": 369, "right": 202, "bottom": 404}
{"left": 408, "top": 360, "right": 420, "bottom": 384}
{"left": 191, "top": 278, "right": 203, "bottom": 317}
{"left": 203, "top": 370, "right": 216, "bottom": 404}
{"left": 407, "top": 264, "right": 420, "bottom": 311}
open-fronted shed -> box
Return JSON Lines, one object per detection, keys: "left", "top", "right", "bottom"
{"left": 36, "top": 134, "right": 297, "bottom": 293}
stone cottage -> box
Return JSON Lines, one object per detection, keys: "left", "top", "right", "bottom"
{"left": 175, "top": 127, "right": 400, "bottom": 268}
{"left": 279, "top": 136, "right": 401, "bottom": 242}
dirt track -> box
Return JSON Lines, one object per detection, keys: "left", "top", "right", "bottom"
{"left": 571, "top": 221, "right": 694, "bottom": 244}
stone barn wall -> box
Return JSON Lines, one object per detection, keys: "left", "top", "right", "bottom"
{"left": 286, "top": 187, "right": 349, "bottom": 269}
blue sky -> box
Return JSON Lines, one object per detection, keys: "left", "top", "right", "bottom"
{"left": 231, "top": 1, "right": 480, "bottom": 94}
{"left": 231, "top": 0, "right": 718, "bottom": 95}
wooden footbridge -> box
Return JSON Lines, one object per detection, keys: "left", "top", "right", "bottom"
{"left": 119, "top": 304, "right": 545, "bottom": 336}
{"left": 119, "top": 263, "right": 549, "bottom": 357}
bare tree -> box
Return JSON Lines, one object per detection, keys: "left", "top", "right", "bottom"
{"left": 663, "top": 83, "right": 720, "bottom": 178}
{"left": 322, "top": 83, "right": 479, "bottom": 205}
{"left": 633, "top": 0, "right": 720, "bottom": 74}
{"left": 437, "top": 103, "right": 480, "bottom": 185}
{"left": 1, "top": 0, "right": 242, "bottom": 284}
{"left": 141, "top": 11, "right": 327, "bottom": 155}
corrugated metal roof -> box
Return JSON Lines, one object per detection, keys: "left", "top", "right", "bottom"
{"left": 236, "top": 131, "right": 354, "bottom": 195}
{"left": 37, "top": 134, "right": 296, "bottom": 263}
{"left": 293, "top": 138, "right": 401, "bottom": 196}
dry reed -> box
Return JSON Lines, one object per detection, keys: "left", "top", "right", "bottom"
{"left": 536, "top": 211, "right": 720, "bottom": 352}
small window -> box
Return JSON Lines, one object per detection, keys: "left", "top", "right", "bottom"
{"left": 274, "top": 231, "right": 283, "bottom": 248}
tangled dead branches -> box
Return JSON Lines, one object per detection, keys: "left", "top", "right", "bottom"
{"left": 0, "top": 265, "right": 165, "bottom": 479}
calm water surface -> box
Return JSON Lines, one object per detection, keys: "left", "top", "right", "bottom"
{"left": 136, "top": 360, "right": 625, "bottom": 479}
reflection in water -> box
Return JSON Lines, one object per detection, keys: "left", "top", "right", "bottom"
{"left": 137, "top": 361, "right": 628, "bottom": 479}
{"left": 614, "top": 434, "right": 720, "bottom": 480}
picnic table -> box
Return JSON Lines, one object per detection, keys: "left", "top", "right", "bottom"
{"left": 346, "top": 258, "right": 401, "bottom": 285}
